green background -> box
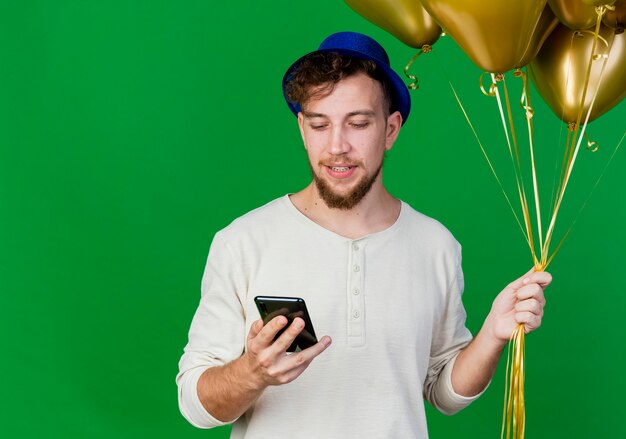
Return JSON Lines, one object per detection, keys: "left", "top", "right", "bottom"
{"left": 1, "top": 1, "right": 624, "bottom": 438}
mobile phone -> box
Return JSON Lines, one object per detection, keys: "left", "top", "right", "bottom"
{"left": 253, "top": 296, "right": 318, "bottom": 352}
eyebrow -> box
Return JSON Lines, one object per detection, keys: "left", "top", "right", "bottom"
{"left": 302, "top": 110, "right": 376, "bottom": 119}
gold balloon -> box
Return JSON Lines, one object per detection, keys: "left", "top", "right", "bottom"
{"left": 602, "top": 0, "right": 626, "bottom": 32}
{"left": 548, "top": 0, "right": 598, "bottom": 29}
{"left": 518, "top": 6, "right": 561, "bottom": 67}
{"left": 529, "top": 24, "right": 626, "bottom": 123}
{"left": 344, "top": 0, "right": 441, "bottom": 49}
{"left": 420, "top": 0, "right": 549, "bottom": 73}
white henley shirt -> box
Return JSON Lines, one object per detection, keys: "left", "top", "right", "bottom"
{"left": 177, "top": 195, "right": 483, "bottom": 438}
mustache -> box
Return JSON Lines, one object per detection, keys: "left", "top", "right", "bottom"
{"left": 318, "top": 158, "right": 363, "bottom": 167}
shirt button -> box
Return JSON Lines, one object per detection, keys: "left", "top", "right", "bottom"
{"left": 353, "top": 265, "right": 360, "bottom": 272}
{"left": 352, "top": 288, "right": 360, "bottom": 295}
{"left": 352, "top": 243, "right": 359, "bottom": 251}
{"left": 352, "top": 310, "right": 360, "bottom": 319}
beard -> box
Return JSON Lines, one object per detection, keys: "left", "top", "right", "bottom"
{"left": 310, "top": 157, "right": 384, "bottom": 210}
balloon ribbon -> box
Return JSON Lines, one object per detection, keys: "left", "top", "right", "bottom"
{"left": 437, "top": 6, "right": 615, "bottom": 438}
{"left": 435, "top": 8, "right": 616, "bottom": 430}
{"left": 404, "top": 44, "right": 432, "bottom": 90}
{"left": 498, "top": 7, "right": 613, "bottom": 439}
{"left": 502, "top": 323, "right": 525, "bottom": 439}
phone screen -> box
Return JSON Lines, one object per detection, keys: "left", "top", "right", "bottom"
{"left": 254, "top": 296, "right": 318, "bottom": 352}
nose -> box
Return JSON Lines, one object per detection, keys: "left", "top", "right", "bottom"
{"left": 328, "top": 126, "right": 351, "bottom": 155}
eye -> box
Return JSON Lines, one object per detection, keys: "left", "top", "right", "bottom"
{"left": 310, "top": 123, "right": 329, "bottom": 131}
{"left": 350, "top": 121, "right": 369, "bottom": 129}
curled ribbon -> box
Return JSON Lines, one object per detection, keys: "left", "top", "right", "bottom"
{"left": 480, "top": 72, "right": 498, "bottom": 97}
{"left": 517, "top": 69, "right": 534, "bottom": 121}
{"left": 404, "top": 44, "right": 432, "bottom": 91}
{"left": 585, "top": 133, "right": 599, "bottom": 152}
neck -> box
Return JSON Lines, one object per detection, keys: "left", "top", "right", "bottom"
{"left": 289, "top": 182, "right": 401, "bottom": 239}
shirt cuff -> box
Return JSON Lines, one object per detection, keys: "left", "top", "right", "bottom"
{"left": 178, "top": 366, "right": 236, "bottom": 428}
{"left": 434, "top": 353, "right": 490, "bottom": 415}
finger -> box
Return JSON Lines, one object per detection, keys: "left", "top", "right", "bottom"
{"left": 281, "top": 338, "right": 331, "bottom": 381}
{"left": 524, "top": 271, "right": 552, "bottom": 288}
{"left": 516, "top": 283, "right": 546, "bottom": 303}
{"left": 247, "top": 319, "right": 264, "bottom": 341}
{"left": 280, "top": 363, "right": 310, "bottom": 384}
{"left": 505, "top": 267, "right": 536, "bottom": 290}
{"left": 268, "top": 336, "right": 333, "bottom": 384}
{"left": 507, "top": 269, "right": 553, "bottom": 291}
{"left": 515, "top": 311, "right": 542, "bottom": 331}
{"left": 255, "top": 315, "right": 289, "bottom": 346}
{"left": 272, "top": 317, "right": 306, "bottom": 354}
{"left": 514, "top": 298, "right": 544, "bottom": 315}
{"left": 286, "top": 336, "right": 332, "bottom": 366}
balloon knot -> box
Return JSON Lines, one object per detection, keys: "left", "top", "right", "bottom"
{"left": 512, "top": 68, "right": 523, "bottom": 78}
{"left": 421, "top": 44, "right": 432, "bottom": 54}
{"left": 568, "top": 121, "right": 577, "bottom": 131}
{"left": 494, "top": 73, "right": 504, "bottom": 82}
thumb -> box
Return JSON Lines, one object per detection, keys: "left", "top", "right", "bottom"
{"left": 247, "top": 319, "right": 264, "bottom": 341}
{"left": 506, "top": 267, "right": 537, "bottom": 291}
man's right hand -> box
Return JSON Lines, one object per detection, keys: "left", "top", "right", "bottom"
{"left": 244, "top": 316, "right": 332, "bottom": 388}
{"left": 197, "top": 316, "right": 331, "bottom": 423}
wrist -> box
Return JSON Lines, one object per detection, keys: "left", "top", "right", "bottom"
{"left": 478, "top": 313, "right": 509, "bottom": 352}
{"left": 238, "top": 351, "right": 268, "bottom": 392}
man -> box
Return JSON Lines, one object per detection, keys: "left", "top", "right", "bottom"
{"left": 177, "top": 32, "right": 550, "bottom": 438}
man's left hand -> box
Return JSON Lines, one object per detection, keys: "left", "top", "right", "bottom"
{"left": 486, "top": 269, "right": 552, "bottom": 343}
{"left": 451, "top": 269, "right": 552, "bottom": 397}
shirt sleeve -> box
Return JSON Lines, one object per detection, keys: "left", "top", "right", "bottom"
{"left": 176, "top": 232, "right": 247, "bottom": 428}
{"left": 422, "top": 247, "right": 488, "bottom": 415}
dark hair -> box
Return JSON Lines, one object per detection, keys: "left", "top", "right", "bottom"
{"left": 284, "top": 52, "right": 393, "bottom": 115}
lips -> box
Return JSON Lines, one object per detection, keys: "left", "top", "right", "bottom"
{"left": 325, "top": 164, "right": 356, "bottom": 179}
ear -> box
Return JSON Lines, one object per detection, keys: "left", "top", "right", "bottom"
{"left": 297, "top": 112, "right": 308, "bottom": 149}
{"left": 384, "top": 110, "right": 402, "bottom": 151}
